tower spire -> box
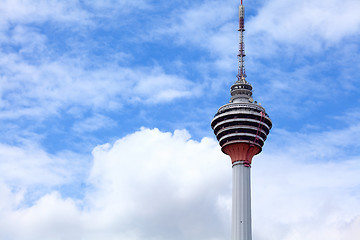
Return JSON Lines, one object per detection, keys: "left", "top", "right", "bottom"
{"left": 237, "top": 0, "right": 246, "bottom": 83}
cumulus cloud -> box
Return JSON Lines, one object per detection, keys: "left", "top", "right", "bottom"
{"left": 0, "top": 143, "right": 75, "bottom": 187}
{"left": 0, "top": 127, "right": 359, "bottom": 239}
{"left": 253, "top": 154, "right": 360, "bottom": 240}
{"left": 86, "top": 128, "right": 230, "bottom": 240}
{"left": 0, "top": 128, "right": 230, "bottom": 240}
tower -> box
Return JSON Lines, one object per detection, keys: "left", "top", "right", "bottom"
{"left": 210, "top": 1, "right": 272, "bottom": 240}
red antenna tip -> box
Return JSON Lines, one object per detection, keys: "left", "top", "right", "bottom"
{"left": 241, "top": 0, "right": 243, "bottom": 5}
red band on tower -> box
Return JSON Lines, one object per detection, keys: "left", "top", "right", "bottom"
{"left": 223, "top": 143, "right": 260, "bottom": 166}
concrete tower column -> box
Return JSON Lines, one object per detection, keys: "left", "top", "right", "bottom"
{"left": 224, "top": 143, "right": 258, "bottom": 240}
{"left": 232, "top": 163, "right": 252, "bottom": 240}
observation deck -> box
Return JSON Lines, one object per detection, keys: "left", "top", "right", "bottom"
{"left": 211, "top": 79, "right": 272, "bottom": 156}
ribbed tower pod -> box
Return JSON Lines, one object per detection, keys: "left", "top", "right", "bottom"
{"left": 211, "top": 80, "right": 272, "bottom": 163}
{"left": 210, "top": 1, "right": 272, "bottom": 240}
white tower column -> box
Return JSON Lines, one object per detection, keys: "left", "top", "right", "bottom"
{"left": 232, "top": 162, "right": 252, "bottom": 240}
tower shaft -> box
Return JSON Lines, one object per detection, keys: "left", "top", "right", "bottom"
{"left": 232, "top": 162, "right": 252, "bottom": 240}
{"left": 224, "top": 143, "right": 258, "bottom": 240}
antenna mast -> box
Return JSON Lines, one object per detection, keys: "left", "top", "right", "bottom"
{"left": 237, "top": 0, "right": 246, "bottom": 82}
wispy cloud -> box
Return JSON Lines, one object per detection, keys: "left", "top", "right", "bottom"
{"left": 72, "top": 114, "right": 117, "bottom": 133}
{"left": 0, "top": 55, "right": 200, "bottom": 120}
{"left": 150, "top": 0, "right": 236, "bottom": 72}
{"left": 0, "top": 0, "right": 202, "bottom": 126}
{"left": 248, "top": 0, "right": 360, "bottom": 52}
{"left": 0, "top": 0, "right": 90, "bottom": 29}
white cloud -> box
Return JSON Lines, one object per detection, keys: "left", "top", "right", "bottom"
{"left": 0, "top": 0, "right": 90, "bottom": 30}
{"left": 253, "top": 154, "right": 360, "bottom": 240}
{"left": 0, "top": 128, "right": 230, "bottom": 240}
{"left": 250, "top": 63, "right": 335, "bottom": 115}
{"left": 0, "top": 127, "right": 359, "bottom": 239}
{"left": 152, "top": 0, "right": 237, "bottom": 72}
{"left": 248, "top": 0, "right": 360, "bottom": 54}
{"left": 152, "top": 0, "right": 360, "bottom": 64}
{"left": 0, "top": 140, "right": 89, "bottom": 210}
{"left": 84, "top": 0, "right": 150, "bottom": 12}
{"left": 0, "top": 191, "right": 82, "bottom": 240}
{"left": 130, "top": 66, "right": 201, "bottom": 103}
{"left": 0, "top": 143, "right": 73, "bottom": 187}
{"left": 0, "top": 55, "right": 199, "bottom": 120}
{"left": 72, "top": 114, "right": 117, "bottom": 133}
{"left": 4, "top": 25, "right": 48, "bottom": 55}
{"left": 86, "top": 128, "right": 230, "bottom": 240}
{"left": 0, "top": 2, "right": 201, "bottom": 119}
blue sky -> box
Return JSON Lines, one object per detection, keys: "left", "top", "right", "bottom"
{"left": 1, "top": 0, "right": 360, "bottom": 239}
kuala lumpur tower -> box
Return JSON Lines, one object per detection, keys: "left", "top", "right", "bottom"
{"left": 210, "top": 1, "right": 272, "bottom": 239}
